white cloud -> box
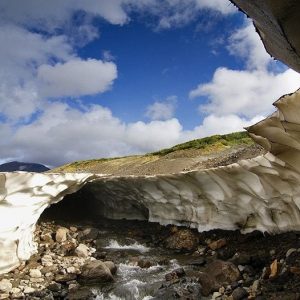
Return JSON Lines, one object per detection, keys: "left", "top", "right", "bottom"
{"left": 37, "top": 59, "right": 117, "bottom": 98}
{"left": 190, "top": 114, "right": 264, "bottom": 138}
{"left": 145, "top": 96, "right": 177, "bottom": 120}
{"left": 0, "top": 25, "right": 73, "bottom": 120}
{"left": 190, "top": 21, "right": 300, "bottom": 120}
{"left": 190, "top": 68, "right": 300, "bottom": 118}
{"left": 227, "top": 21, "right": 271, "bottom": 70}
{"left": 0, "top": 99, "right": 264, "bottom": 167}
{"left": 0, "top": 103, "right": 185, "bottom": 166}
{"left": 195, "top": 0, "right": 236, "bottom": 15}
{"left": 128, "top": 0, "right": 236, "bottom": 29}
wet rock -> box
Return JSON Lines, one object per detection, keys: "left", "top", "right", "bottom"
{"left": 137, "top": 258, "right": 152, "bottom": 269}
{"left": 231, "top": 287, "right": 248, "bottom": 300}
{"left": 188, "top": 257, "right": 206, "bottom": 267}
{"left": 0, "top": 279, "right": 12, "bottom": 293}
{"left": 48, "top": 282, "right": 62, "bottom": 292}
{"left": 197, "top": 272, "right": 219, "bottom": 296}
{"left": 165, "top": 268, "right": 186, "bottom": 281}
{"left": 153, "top": 278, "right": 202, "bottom": 300}
{"left": 209, "top": 238, "right": 226, "bottom": 250}
{"left": 78, "top": 227, "right": 99, "bottom": 241}
{"left": 164, "top": 228, "right": 199, "bottom": 252}
{"left": 55, "top": 227, "right": 69, "bottom": 243}
{"left": 206, "top": 260, "right": 240, "bottom": 286}
{"left": 79, "top": 260, "right": 113, "bottom": 283}
{"left": 68, "top": 287, "right": 95, "bottom": 300}
{"left": 75, "top": 243, "right": 90, "bottom": 258}
{"left": 104, "top": 261, "right": 117, "bottom": 275}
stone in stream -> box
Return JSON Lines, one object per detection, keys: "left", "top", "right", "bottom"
{"left": 79, "top": 260, "right": 114, "bottom": 283}
{"left": 165, "top": 267, "right": 185, "bottom": 281}
{"left": 104, "top": 261, "right": 117, "bottom": 275}
{"left": 152, "top": 277, "right": 202, "bottom": 300}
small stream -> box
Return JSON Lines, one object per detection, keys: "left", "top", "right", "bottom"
{"left": 73, "top": 219, "right": 205, "bottom": 300}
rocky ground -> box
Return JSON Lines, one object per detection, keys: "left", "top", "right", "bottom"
{"left": 0, "top": 219, "right": 300, "bottom": 299}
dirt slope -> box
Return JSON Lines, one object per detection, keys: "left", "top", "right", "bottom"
{"left": 51, "top": 131, "right": 265, "bottom": 175}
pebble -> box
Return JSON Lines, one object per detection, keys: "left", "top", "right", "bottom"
{"left": 55, "top": 227, "right": 69, "bottom": 243}
{"left": 0, "top": 279, "right": 12, "bottom": 293}
{"left": 23, "top": 286, "right": 35, "bottom": 294}
{"left": 232, "top": 287, "right": 248, "bottom": 300}
{"left": 30, "top": 268, "right": 42, "bottom": 278}
{"left": 212, "top": 291, "right": 222, "bottom": 299}
{"left": 75, "top": 243, "right": 90, "bottom": 258}
{"left": 67, "top": 266, "right": 77, "bottom": 274}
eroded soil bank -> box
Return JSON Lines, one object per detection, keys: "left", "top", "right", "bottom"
{"left": 1, "top": 218, "right": 300, "bottom": 300}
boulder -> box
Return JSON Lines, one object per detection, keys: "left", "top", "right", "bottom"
{"left": 206, "top": 260, "right": 240, "bottom": 286}
{"left": 79, "top": 260, "right": 114, "bottom": 283}
{"left": 164, "top": 228, "right": 199, "bottom": 252}
{"left": 104, "top": 261, "right": 117, "bottom": 275}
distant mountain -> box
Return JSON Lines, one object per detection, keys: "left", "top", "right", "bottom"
{"left": 0, "top": 161, "right": 50, "bottom": 172}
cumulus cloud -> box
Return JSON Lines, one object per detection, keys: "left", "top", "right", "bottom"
{"left": 0, "top": 103, "right": 184, "bottom": 166}
{"left": 145, "top": 96, "right": 177, "bottom": 120}
{"left": 129, "top": 0, "right": 236, "bottom": 29}
{"left": 190, "top": 68, "right": 300, "bottom": 118}
{"left": 0, "top": 101, "right": 254, "bottom": 167}
{"left": 227, "top": 21, "right": 271, "bottom": 70}
{"left": 190, "top": 21, "right": 300, "bottom": 121}
{"left": 38, "top": 59, "right": 117, "bottom": 98}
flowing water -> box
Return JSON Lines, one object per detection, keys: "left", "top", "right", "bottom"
{"left": 78, "top": 220, "right": 203, "bottom": 300}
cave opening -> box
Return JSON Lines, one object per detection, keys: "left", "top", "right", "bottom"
{"left": 39, "top": 182, "right": 150, "bottom": 224}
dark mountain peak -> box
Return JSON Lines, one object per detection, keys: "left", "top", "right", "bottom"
{"left": 0, "top": 161, "right": 50, "bottom": 172}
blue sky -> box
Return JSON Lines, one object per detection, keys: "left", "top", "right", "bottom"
{"left": 0, "top": 0, "right": 299, "bottom": 167}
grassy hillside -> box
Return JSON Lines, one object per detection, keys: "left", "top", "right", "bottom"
{"left": 150, "top": 131, "right": 252, "bottom": 156}
{"left": 51, "top": 131, "right": 256, "bottom": 174}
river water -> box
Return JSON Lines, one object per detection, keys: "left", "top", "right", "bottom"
{"left": 78, "top": 219, "right": 204, "bottom": 300}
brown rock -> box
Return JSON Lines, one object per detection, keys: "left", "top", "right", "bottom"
{"left": 55, "top": 227, "right": 69, "bottom": 243}
{"left": 269, "top": 259, "right": 278, "bottom": 279}
{"left": 104, "top": 261, "right": 117, "bottom": 275}
{"left": 197, "top": 272, "right": 219, "bottom": 296}
{"left": 164, "top": 229, "right": 199, "bottom": 252}
{"left": 80, "top": 260, "right": 113, "bottom": 283}
{"left": 209, "top": 238, "right": 226, "bottom": 250}
{"left": 165, "top": 268, "right": 185, "bottom": 282}
{"left": 290, "top": 266, "right": 300, "bottom": 275}
{"left": 206, "top": 260, "right": 240, "bottom": 285}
